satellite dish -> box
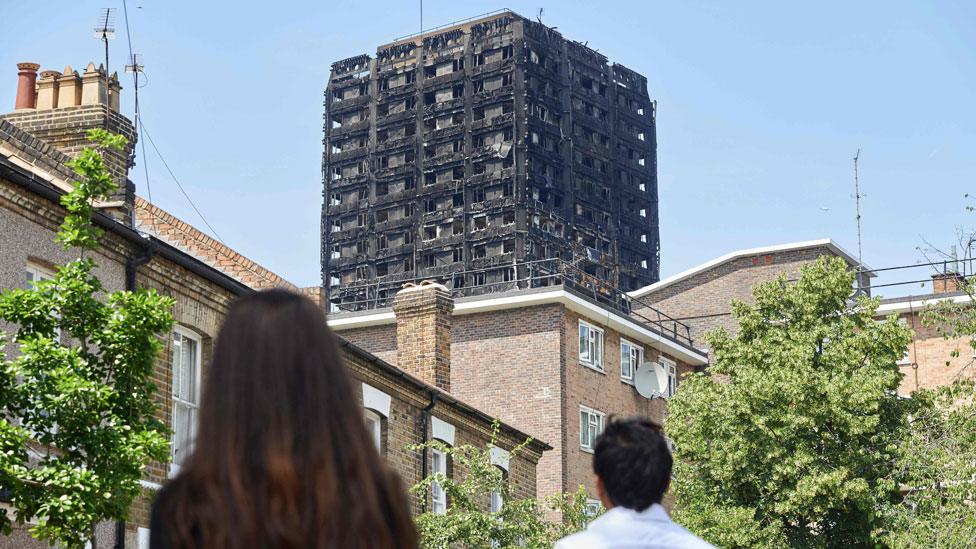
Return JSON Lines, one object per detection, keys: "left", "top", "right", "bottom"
{"left": 634, "top": 362, "right": 667, "bottom": 399}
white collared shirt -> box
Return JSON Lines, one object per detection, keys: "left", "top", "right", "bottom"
{"left": 554, "top": 504, "right": 715, "bottom": 549}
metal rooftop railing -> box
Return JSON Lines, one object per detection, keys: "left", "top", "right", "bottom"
{"left": 863, "top": 256, "right": 975, "bottom": 299}
{"left": 328, "top": 258, "right": 695, "bottom": 348}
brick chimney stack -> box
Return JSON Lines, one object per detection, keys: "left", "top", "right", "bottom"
{"left": 932, "top": 272, "right": 966, "bottom": 294}
{"left": 14, "top": 62, "right": 39, "bottom": 110}
{"left": 2, "top": 61, "right": 137, "bottom": 223}
{"left": 392, "top": 281, "right": 454, "bottom": 391}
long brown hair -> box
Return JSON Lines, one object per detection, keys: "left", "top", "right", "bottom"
{"left": 156, "top": 289, "right": 417, "bottom": 548}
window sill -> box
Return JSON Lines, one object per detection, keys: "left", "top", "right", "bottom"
{"left": 579, "top": 446, "right": 594, "bottom": 454}
{"left": 580, "top": 362, "right": 606, "bottom": 374}
{"left": 621, "top": 378, "right": 634, "bottom": 386}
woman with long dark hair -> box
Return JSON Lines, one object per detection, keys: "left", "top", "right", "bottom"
{"left": 150, "top": 289, "right": 417, "bottom": 548}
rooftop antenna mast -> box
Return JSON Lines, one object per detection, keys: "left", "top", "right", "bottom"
{"left": 122, "top": 0, "right": 144, "bottom": 169}
{"left": 124, "top": 52, "right": 143, "bottom": 162}
{"left": 853, "top": 148, "right": 864, "bottom": 292}
{"left": 93, "top": 7, "right": 116, "bottom": 129}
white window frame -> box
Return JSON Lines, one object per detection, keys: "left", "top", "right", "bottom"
{"left": 431, "top": 446, "right": 448, "bottom": 514}
{"left": 25, "top": 262, "right": 56, "bottom": 287}
{"left": 364, "top": 408, "right": 383, "bottom": 452}
{"left": 579, "top": 405, "right": 605, "bottom": 453}
{"left": 578, "top": 320, "right": 605, "bottom": 372}
{"left": 619, "top": 338, "right": 643, "bottom": 384}
{"left": 170, "top": 326, "right": 202, "bottom": 477}
{"left": 661, "top": 357, "right": 677, "bottom": 398}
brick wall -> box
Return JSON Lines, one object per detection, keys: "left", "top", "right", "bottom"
{"left": 1, "top": 104, "right": 136, "bottom": 216}
{"left": 560, "top": 309, "right": 692, "bottom": 503}
{"left": 340, "top": 324, "right": 399, "bottom": 364}
{"left": 451, "top": 304, "right": 566, "bottom": 508}
{"left": 344, "top": 345, "right": 543, "bottom": 513}
{"left": 893, "top": 311, "right": 976, "bottom": 394}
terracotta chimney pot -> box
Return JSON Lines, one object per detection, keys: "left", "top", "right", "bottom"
{"left": 15, "top": 62, "right": 40, "bottom": 110}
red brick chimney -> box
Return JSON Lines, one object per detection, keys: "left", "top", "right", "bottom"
{"left": 932, "top": 272, "right": 966, "bottom": 294}
{"left": 15, "top": 62, "right": 39, "bottom": 110}
{"left": 392, "top": 281, "right": 454, "bottom": 391}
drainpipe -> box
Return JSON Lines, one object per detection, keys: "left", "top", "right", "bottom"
{"left": 115, "top": 240, "right": 157, "bottom": 549}
{"left": 420, "top": 392, "right": 438, "bottom": 513}
{"left": 125, "top": 240, "right": 156, "bottom": 291}
{"left": 113, "top": 520, "right": 126, "bottom": 549}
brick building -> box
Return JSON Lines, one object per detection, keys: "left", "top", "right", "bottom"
{"left": 875, "top": 274, "right": 976, "bottom": 395}
{"left": 627, "top": 238, "right": 975, "bottom": 395}
{"left": 331, "top": 282, "right": 708, "bottom": 513}
{"left": 1, "top": 61, "right": 545, "bottom": 547}
{"left": 323, "top": 10, "right": 660, "bottom": 313}
{"left": 628, "top": 239, "right": 872, "bottom": 351}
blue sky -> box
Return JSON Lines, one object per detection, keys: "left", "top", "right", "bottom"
{"left": 2, "top": 1, "right": 974, "bottom": 292}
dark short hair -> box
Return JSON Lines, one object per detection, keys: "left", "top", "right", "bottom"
{"left": 593, "top": 416, "right": 671, "bottom": 511}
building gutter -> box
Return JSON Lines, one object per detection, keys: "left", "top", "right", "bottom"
{"left": 875, "top": 293, "right": 972, "bottom": 316}
{"left": 1, "top": 155, "right": 253, "bottom": 296}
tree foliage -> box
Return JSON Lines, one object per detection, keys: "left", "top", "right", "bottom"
{"left": 883, "top": 380, "right": 976, "bottom": 548}
{"left": 0, "top": 129, "right": 173, "bottom": 548}
{"left": 666, "top": 257, "right": 913, "bottom": 547}
{"left": 880, "top": 272, "right": 976, "bottom": 548}
{"left": 411, "top": 423, "right": 594, "bottom": 549}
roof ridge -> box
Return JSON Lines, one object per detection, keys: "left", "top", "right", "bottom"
{"left": 134, "top": 196, "right": 297, "bottom": 291}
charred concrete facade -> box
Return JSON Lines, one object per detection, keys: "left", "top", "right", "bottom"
{"left": 323, "top": 11, "right": 659, "bottom": 312}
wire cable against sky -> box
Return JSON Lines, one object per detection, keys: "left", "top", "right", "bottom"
{"left": 139, "top": 120, "right": 226, "bottom": 244}
{"left": 120, "top": 0, "right": 155, "bottom": 235}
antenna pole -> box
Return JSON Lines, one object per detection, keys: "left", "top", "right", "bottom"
{"left": 122, "top": 0, "right": 144, "bottom": 173}
{"left": 94, "top": 8, "right": 116, "bottom": 130}
{"left": 853, "top": 149, "right": 863, "bottom": 292}
{"left": 103, "top": 34, "right": 110, "bottom": 129}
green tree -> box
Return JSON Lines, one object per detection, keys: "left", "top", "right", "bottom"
{"left": 411, "top": 423, "right": 594, "bottom": 549}
{"left": 883, "top": 380, "right": 976, "bottom": 548}
{"left": 0, "top": 129, "right": 173, "bottom": 548}
{"left": 880, "top": 268, "right": 976, "bottom": 548}
{"left": 667, "top": 257, "right": 913, "bottom": 547}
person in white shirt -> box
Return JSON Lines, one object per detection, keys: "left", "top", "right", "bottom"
{"left": 555, "top": 417, "right": 714, "bottom": 549}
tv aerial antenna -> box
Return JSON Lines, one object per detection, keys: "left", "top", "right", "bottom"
{"left": 93, "top": 8, "right": 116, "bottom": 128}
{"left": 853, "top": 149, "right": 864, "bottom": 292}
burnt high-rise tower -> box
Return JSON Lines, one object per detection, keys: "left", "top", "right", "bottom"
{"left": 323, "top": 11, "right": 659, "bottom": 312}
